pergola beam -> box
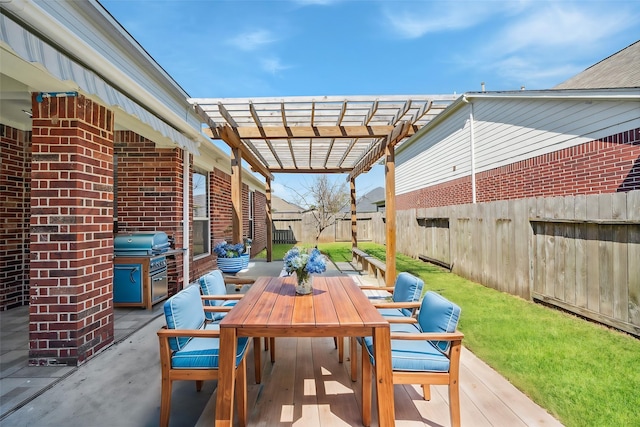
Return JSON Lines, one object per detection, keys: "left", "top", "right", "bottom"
{"left": 348, "top": 121, "right": 412, "bottom": 180}
{"left": 207, "top": 125, "right": 396, "bottom": 140}
{"left": 217, "top": 126, "right": 273, "bottom": 180}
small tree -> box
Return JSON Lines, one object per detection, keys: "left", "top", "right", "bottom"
{"left": 290, "top": 175, "right": 350, "bottom": 243}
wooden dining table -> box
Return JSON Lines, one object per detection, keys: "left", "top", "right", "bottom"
{"left": 215, "top": 275, "right": 395, "bottom": 426}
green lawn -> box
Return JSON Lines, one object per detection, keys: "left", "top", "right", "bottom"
{"left": 316, "top": 242, "right": 640, "bottom": 427}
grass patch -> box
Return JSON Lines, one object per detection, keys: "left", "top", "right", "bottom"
{"left": 317, "top": 242, "right": 640, "bottom": 427}
{"left": 253, "top": 243, "right": 295, "bottom": 260}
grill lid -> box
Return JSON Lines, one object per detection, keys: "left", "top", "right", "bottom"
{"left": 114, "top": 232, "right": 170, "bottom": 256}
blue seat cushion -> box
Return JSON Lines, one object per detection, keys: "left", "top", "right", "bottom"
{"left": 392, "top": 272, "right": 424, "bottom": 316}
{"left": 171, "top": 335, "right": 250, "bottom": 369}
{"left": 417, "top": 291, "right": 461, "bottom": 352}
{"left": 363, "top": 323, "right": 450, "bottom": 373}
{"left": 163, "top": 284, "right": 206, "bottom": 351}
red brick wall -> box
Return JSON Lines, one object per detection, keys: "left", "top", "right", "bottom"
{"left": 114, "top": 131, "right": 185, "bottom": 294}
{"left": 29, "top": 94, "right": 114, "bottom": 366}
{"left": 0, "top": 125, "right": 31, "bottom": 309}
{"left": 397, "top": 128, "right": 640, "bottom": 210}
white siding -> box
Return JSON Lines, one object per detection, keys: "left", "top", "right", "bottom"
{"left": 396, "top": 106, "right": 471, "bottom": 194}
{"left": 396, "top": 96, "right": 640, "bottom": 195}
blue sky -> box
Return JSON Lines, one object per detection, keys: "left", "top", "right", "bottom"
{"left": 101, "top": 0, "right": 639, "bottom": 202}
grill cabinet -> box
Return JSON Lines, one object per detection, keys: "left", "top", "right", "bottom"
{"left": 114, "top": 232, "right": 170, "bottom": 310}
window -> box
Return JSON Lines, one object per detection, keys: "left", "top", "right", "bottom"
{"left": 192, "top": 170, "right": 209, "bottom": 257}
{"left": 248, "top": 190, "right": 255, "bottom": 240}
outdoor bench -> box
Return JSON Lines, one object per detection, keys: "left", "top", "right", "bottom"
{"left": 352, "top": 247, "right": 386, "bottom": 282}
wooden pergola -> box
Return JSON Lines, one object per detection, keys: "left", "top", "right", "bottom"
{"left": 189, "top": 95, "right": 457, "bottom": 285}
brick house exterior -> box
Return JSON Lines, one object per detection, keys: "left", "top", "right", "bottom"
{"left": 0, "top": 4, "right": 267, "bottom": 366}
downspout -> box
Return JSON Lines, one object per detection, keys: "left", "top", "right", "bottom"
{"left": 182, "top": 150, "right": 190, "bottom": 288}
{"left": 463, "top": 96, "right": 477, "bottom": 203}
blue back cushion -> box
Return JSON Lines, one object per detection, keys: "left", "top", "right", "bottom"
{"left": 163, "top": 284, "right": 206, "bottom": 351}
{"left": 417, "top": 291, "right": 461, "bottom": 352}
{"left": 199, "top": 270, "right": 227, "bottom": 306}
{"left": 392, "top": 272, "right": 424, "bottom": 316}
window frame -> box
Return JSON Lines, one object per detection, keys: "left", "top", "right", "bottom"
{"left": 192, "top": 168, "right": 210, "bottom": 259}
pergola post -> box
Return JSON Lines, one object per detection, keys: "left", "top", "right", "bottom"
{"left": 350, "top": 177, "right": 357, "bottom": 249}
{"left": 384, "top": 144, "right": 396, "bottom": 286}
{"left": 266, "top": 177, "right": 273, "bottom": 262}
{"left": 231, "top": 146, "right": 242, "bottom": 243}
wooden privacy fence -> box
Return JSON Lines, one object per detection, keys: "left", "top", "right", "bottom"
{"left": 372, "top": 191, "right": 640, "bottom": 337}
{"left": 272, "top": 213, "right": 378, "bottom": 244}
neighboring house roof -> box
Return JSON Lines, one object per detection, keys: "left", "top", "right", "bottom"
{"left": 554, "top": 40, "right": 640, "bottom": 89}
{"left": 341, "top": 187, "right": 385, "bottom": 213}
{"left": 272, "top": 196, "right": 303, "bottom": 213}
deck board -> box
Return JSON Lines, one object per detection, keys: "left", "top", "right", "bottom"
{"left": 196, "top": 337, "right": 563, "bottom": 426}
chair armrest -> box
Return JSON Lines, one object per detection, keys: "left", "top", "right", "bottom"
{"left": 201, "top": 294, "right": 244, "bottom": 301}
{"left": 224, "top": 276, "right": 256, "bottom": 285}
{"left": 157, "top": 327, "right": 221, "bottom": 338}
{"left": 359, "top": 286, "right": 395, "bottom": 292}
{"left": 389, "top": 331, "right": 464, "bottom": 341}
{"left": 203, "top": 306, "right": 234, "bottom": 313}
{"left": 372, "top": 302, "right": 421, "bottom": 309}
{"left": 387, "top": 317, "right": 418, "bottom": 324}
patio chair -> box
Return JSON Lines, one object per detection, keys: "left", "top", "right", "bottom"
{"left": 199, "top": 270, "right": 275, "bottom": 383}
{"left": 157, "top": 284, "right": 250, "bottom": 427}
{"left": 349, "top": 272, "right": 424, "bottom": 379}
{"left": 360, "top": 291, "right": 463, "bottom": 427}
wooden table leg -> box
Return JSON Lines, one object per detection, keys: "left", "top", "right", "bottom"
{"left": 373, "top": 326, "right": 395, "bottom": 426}
{"left": 216, "top": 327, "right": 238, "bottom": 427}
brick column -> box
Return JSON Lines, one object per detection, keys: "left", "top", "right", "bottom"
{"left": 29, "top": 93, "right": 114, "bottom": 366}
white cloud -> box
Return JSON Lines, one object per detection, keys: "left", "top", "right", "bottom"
{"left": 450, "top": 1, "right": 639, "bottom": 89}
{"left": 382, "top": 2, "right": 498, "bottom": 39}
{"left": 494, "top": 4, "right": 631, "bottom": 55}
{"left": 260, "top": 57, "right": 293, "bottom": 75}
{"left": 226, "top": 29, "right": 278, "bottom": 51}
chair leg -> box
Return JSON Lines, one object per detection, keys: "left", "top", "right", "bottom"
{"left": 195, "top": 380, "right": 204, "bottom": 392}
{"left": 333, "top": 336, "right": 338, "bottom": 348}
{"left": 269, "top": 338, "right": 275, "bottom": 363}
{"left": 159, "top": 376, "right": 172, "bottom": 427}
{"left": 253, "top": 337, "right": 262, "bottom": 384}
{"left": 361, "top": 344, "right": 372, "bottom": 427}
{"left": 235, "top": 357, "right": 248, "bottom": 427}
{"left": 449, "top": 378, "right": 461, "bottom": 427}
{"left": 263, "top": 336, "right": 269, "bottom": 351}
{"left": 422, "top": 384, "right": 431, "bottom": 400}
{"left": 350, "top": 337, "right": 358, "bottom": 382}
{"left": 337, "top": 336, "right": 344, "bottom": 363}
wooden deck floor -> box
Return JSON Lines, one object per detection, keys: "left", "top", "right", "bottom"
{"left": 195, "top": 337, "right": 563, "bottom": 427}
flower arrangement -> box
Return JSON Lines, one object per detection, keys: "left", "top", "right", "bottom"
{"left": 213, "top": 240, "right": 245, "bottom": 258}
{"left": 283, "top": 247, "right": 327, "bottom": 294}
